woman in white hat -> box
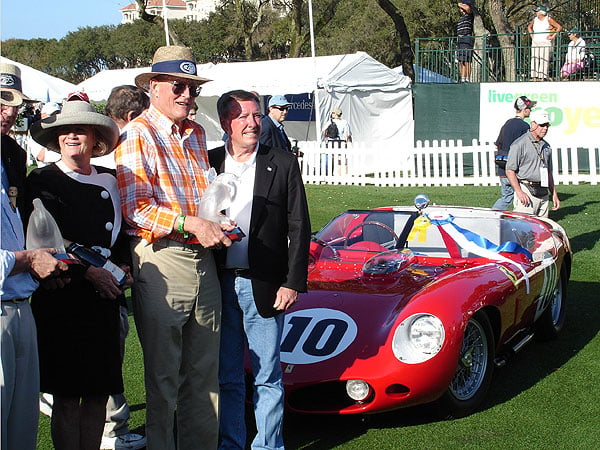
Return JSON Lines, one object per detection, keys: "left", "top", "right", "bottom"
{"left": 25, "top": 100, "right": 132, "bottom": 450}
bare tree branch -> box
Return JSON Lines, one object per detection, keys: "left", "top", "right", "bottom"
{"left": 376, "top": 0, "right": 414, "bottom": 83}
{"left": 135, "top": 0, "right": 181, "bottom": 46}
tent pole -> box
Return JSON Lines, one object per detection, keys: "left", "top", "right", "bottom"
{"left": 163, "top": 0, "right": 170, "bottom": 46}
{"left": 308, "top": 0, "right": 321, "bottom": 143}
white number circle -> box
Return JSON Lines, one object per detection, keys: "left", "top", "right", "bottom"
{"left": 281, "top": 308, "right": 358, "bottom": 364}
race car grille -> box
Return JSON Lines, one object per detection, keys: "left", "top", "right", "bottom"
{"left": 287, "top": 381, "right": 373, "bottom": 412}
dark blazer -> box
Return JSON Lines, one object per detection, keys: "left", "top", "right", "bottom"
{"left": 1, "top": 134, "right": 28, "bottom": 217}
{"left": 209, "top": 144, "right": 311, "bottom": 318}
{"left": 259, "top": 115, "right": 292, "bottom": 152}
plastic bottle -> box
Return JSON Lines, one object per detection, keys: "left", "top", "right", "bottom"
{"left": 26, "top": 198, "right": 68, "bottom": 258}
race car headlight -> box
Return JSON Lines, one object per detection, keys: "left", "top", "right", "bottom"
{"left": 346, "top": 380, "right": 371, "bottom": 402}
{"left": 392, "top": 313, "right": 445, "bottom": 364}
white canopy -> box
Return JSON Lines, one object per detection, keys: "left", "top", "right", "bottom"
{"left": 75, "top": 52, "right": 413, "bottom": 143}
{"left": 0, "top": 56, "right": 76, "bottom": 103}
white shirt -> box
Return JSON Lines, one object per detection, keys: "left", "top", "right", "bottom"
{"left": 565, "top": 37, "right": 586, "bottom": 63}
{"left": 532, "top": 16, "right": 551, "bottom": 43}
{"left": 224, "top": 146, "right": 257, "bottom": 269}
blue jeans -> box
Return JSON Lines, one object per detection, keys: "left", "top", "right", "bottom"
{"left": 492, "top": 177, "right": 514, "bottom": 210}
{"left": 218, "top": 272, "right": 285, "bottom": 450}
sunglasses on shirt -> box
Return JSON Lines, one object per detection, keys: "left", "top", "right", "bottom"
{"left": 165, "top": 80, "right": 202, "bottom": 97}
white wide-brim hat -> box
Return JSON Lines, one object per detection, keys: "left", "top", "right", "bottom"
{"left": 0, "top": 62, "right": 37, "bottom": 107}
{"left": 30, "top": 100, "right": 120, "bottom": 157}
{"left": 135, "top": 46, "right": 211, "bottom": 91}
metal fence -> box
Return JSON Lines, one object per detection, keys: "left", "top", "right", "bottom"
{"left": 415, "top": 30, "right": 600, "bottom": 83}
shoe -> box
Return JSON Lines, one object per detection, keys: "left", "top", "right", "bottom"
{"left": 101, "top": 433, "right": 147, "bottom": 450}
{"left": 39, "top": 393, "right": 53, "bottom": 417}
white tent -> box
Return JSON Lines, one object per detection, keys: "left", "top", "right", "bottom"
{"left": 75, "top": 52, "right": 413, "bottom": 143}
{"left": 0, "top": 56, "right": 76, "bottom": 103}
{"left": 199, "top": 52, "right": 413, "bottom": 143}
{"left": 76, "top": 63, "right": 215, "bottom": 102}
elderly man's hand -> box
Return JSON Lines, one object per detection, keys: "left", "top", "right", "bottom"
{"left": 29, "top": 248, "right": 69, "bottom": 279}
{"left": 29, "top": 248, "right": 71, "bottom": 290}
{"left": 182, "top": 215, "right": 234, "bottom": 249}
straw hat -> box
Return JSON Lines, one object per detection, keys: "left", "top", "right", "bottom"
{"left": 135, "top": 46, "right": 211, "bottom": 91}
{"left": 0, "top": 62, "right": 36, "bottom": 107}
{"left": 30, "top": 100, "right": 119, "bottom": 157}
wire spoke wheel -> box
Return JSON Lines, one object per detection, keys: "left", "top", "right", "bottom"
{"left": 449, "top": 319, "right": 489, "bottom": 400}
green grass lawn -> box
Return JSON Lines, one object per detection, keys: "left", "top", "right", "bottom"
{"left": 37, "top": 184, "right": 600, "bottom": 449}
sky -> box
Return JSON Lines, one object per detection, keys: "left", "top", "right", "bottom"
{"left": 1, "top": 1, "right": 128, "bottom": 41}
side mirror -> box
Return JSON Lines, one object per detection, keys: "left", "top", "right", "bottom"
{"left": 414, "top": 194, "right": 430, "bottom": 212}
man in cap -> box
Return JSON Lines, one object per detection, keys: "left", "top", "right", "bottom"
{"left": 492, "top": 95, "right": 537, "bottom": 210}
{"left": 322, "top": 107, "right": 352, "bottom": 142}
{"left": 505, "top": 109, "right": 560, "bottom": 217}
{"left": 1, "top": 61, "right": 69, "bottom": 450}
{"left": 260, "top": 94, "right": 292, "bottom": 152}
{"left": 115, "top": 46, "right": 233, "bottom": 450}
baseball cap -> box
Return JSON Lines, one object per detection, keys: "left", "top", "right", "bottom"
{"left": 41, "top": 102, "right": 61, "bottom": 116}
{"left": 66, "top": 91, "right": 90, "bottom": 103}
{"left": 534, "top": 5, "right": 548, "bottom": 14}
{"left": 459, "top": 0, "right": 474, "bottom": 7}
{"left": 268, "top": 95, "right": 291, "bottom": 108}
{"left": 514, "top": 96, "right": 537, "bottom": 111}
{"left": 530, "top": 109, "right": 550, "bottom": 125}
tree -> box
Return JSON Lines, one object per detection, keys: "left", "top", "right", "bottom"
{"left": 286, "top": 0, "right": 342, "bottom": 57}
{"left": 231, "top": 0, "right": 271, "bottom": 60}
{"left": 376, "top": 0, "right": 414, "bottom": 83}
{"left": 135, "top": 0, "right": 181, "bottom": 45}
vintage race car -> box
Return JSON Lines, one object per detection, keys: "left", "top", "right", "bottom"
{"left": 281, "top": 195, "right": 572, "bottom": 417}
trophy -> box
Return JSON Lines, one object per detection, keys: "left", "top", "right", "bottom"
{"left": 26, "top": 198, "right": 126, "bottom": 285}
{"left": 197, "top": 172, "right": 245, "bottom": 242}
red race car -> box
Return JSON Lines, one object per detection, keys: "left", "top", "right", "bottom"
{"left": 281, "top": 195, "right": 571, "bottom": 418}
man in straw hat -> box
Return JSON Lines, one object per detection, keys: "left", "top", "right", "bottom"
{"left": 1, "top": 61, "right": 70, "bottom": 450}
{"left": 115, "top": 46, "right": 234, "bottom": 450}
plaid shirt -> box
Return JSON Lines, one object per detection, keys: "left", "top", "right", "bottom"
{"left": 115, "top": 105, "right": 210, "bottom": 243}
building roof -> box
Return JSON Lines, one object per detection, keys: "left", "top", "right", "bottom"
{"left": 120, "top": 0, "right": 186, "bottom": 12}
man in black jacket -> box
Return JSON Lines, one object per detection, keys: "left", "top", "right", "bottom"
{"left": 259, "top": 94, "right": 292, "bottom": 152}
{"left": 209, "top": 90, "right": 310, "bottom": 449}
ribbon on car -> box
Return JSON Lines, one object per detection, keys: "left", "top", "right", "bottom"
{"left": 427, "top": 213, "right": 530, "bottom": 293}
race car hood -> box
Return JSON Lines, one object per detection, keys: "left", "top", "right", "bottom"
{"left": 281, "top": 260, "right": 457, "bottom": 384}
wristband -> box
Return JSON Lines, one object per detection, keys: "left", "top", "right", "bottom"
{"left": 177, "top": 215, "right": 189, "bottom": 238}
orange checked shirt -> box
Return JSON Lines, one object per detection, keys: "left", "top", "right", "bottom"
{"left": 115, "top": 105, "right": 210, "bottom": 243}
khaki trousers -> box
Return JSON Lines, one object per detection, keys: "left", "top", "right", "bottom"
{"left": 1, "top": 301, "right": 39, "bottom": 450}
{"left": 514, "top": 183, "right": 550, "bottom": 217}
{"left": 130, "top": 238, "right": 221, "bottom": 450}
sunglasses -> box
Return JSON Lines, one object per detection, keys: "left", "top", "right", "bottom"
{"left": 165, "top": 80, "right": 202, "bottom": 97}
{"left": 272, "top": 105, "right": 289, "bottom": 111}
{"left": 537, "top": 123, "right": 550, "bottom": 128}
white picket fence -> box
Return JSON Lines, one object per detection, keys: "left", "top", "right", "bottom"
{"left": 294, "top": 139, "right": 600, "bottom": 186}
{"left": 21, "top": 131, "right": 598, "bottom": 187}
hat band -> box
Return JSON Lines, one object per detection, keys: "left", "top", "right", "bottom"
{"left": 151, "top": 60, "right": 197, "bottom": 76}
{"left": 0, "top": 73, "right": 23, "bottom": 91}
